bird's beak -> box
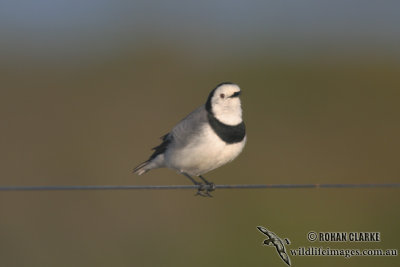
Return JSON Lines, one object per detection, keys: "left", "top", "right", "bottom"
{"left": 229, "top": 91, "right": 241, "bottom": 98}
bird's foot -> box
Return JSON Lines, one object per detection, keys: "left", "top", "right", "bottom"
{"left": 194, "top": 183, "right": 208, "bottom": 197}
{"left": 194, "top": 182, "right": 215, "bottom": 197}
{"left": 195, "top": 190, "right": 208, "bottom": 197}
{"left": 197, "top": 175, "right": 215, "bottom": 197}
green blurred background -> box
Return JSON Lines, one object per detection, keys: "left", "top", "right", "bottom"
{"left": 0, "top": 1, "right": 399, "bottom": 266}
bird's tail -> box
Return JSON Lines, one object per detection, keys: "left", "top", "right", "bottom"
{"left": 133, "top": 156, "right": 164, "bottom": 175}
{"left": 133, "top": 161, "right": 151, "bottom": 175}
{"left": 134, "top": 150, "right": 166, "bottom": 175}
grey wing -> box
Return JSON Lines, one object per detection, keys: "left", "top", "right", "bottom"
{"left": 276, "top": 238, "right": 291, "bottom": 266}
{"left": 278, "top": 251, "right": 291, "bottom": 266}
{"left": 169, "top": 105, "right": 208, "bottom": 147}
{"left": 273, "top": 238, "right": 285, "bottom": 251}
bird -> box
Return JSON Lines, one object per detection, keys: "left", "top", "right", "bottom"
{"left": 257, "top": 226, "right": 291, "bottom": 266}
{"left": 133, "top": 82, "right": 246, "bottom": 196}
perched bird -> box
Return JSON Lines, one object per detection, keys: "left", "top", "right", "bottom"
{"left": 134, "top": 82, "right": 246, "bottom": 196}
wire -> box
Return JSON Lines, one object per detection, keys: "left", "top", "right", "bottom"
{"left": 0, "top": 183, "right": 399, "bottom": 191}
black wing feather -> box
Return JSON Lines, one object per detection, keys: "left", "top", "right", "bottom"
{"left": 149, "top": 134, "right": 171, "bottom": 160}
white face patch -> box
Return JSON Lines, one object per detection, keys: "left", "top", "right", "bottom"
{"left": 211, "top": 84, "right": 243, "bottom": 125}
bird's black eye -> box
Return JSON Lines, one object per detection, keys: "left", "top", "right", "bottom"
{"left": 220, "top": 93, "right": 225, "bottom": 98}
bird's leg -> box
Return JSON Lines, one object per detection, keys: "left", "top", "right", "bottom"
{"left": 181, "top": 172, "right": 200, "bottom": 185}
{"left": 181, "top": 172, "right": 207, "bottom": 197}
{"left": 198, "top": 175, "right": 215, "bottom": 197}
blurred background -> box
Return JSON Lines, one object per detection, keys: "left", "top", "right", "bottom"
{"left": 0, "top": 1, "right": 399, "bottom": 266}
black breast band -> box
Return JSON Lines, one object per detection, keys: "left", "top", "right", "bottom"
{"left": 207, "top": 113, "right": 246, "bottom": 144}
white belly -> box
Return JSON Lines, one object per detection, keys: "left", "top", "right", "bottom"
{"left": 165, "top": 126, "right": 246, "bottom": 176}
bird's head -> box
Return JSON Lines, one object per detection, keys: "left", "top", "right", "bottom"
{"left": 205, "top": 82, "right": 243, "bottom": 125}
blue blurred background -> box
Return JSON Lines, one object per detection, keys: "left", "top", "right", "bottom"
{"left": 1, "top": 1, "right": 399, "bottom": 266}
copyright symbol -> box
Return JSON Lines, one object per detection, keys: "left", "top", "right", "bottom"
{"left": 307, "top": 231, "right": 317, "bottom": 242}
